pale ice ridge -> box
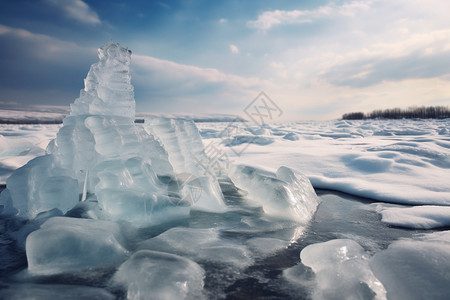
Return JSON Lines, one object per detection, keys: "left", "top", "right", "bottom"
{"left": 70, "top": 41, "right": 135, "bottom": 119}
{"left": 143, "top": 116, "right": 226, "bottom": 212}
{"left": 143, "top": 116, "right": 206, "bottom": 175}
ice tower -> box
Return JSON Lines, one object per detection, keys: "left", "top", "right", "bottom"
{"left": 0, "top": 41, "right": 225, "bottom": 225}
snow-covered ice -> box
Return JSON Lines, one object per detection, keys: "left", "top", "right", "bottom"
{"left": 376, "top": 204, "right": 450, "bottom": 229}
{"left": 198, "top": 118, "right": 450, "bottom": 205}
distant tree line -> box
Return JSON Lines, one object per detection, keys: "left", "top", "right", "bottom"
{"left": 342, "top": 106, "right": 450, "bottom": 120}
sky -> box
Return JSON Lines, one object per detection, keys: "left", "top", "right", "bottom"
{"left": 1, "top": 0, "right": 450, "bottom": 120}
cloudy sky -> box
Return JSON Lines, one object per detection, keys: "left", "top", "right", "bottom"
{"left": 1, "top": 0, "right": 450, "bottom": 120}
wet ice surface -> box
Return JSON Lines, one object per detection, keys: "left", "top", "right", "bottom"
{"left": 1, "top": 185, "right": 440, "bottom": 299}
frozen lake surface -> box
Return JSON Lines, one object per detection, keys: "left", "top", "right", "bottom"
{"left": 1, "top": 118, "right": 450, "bottom": 299}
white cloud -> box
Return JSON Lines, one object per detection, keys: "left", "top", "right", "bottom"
{"left": 229, "top": 44, "right": 239, "bottom": 54}
{"left": 156, "top": 2, "right": 171, "bottom": 9}
{"left": 322, "top": 29, "right": 450, "bottom": 87}
{"left": 0, "top": 24, "right": 97, "bottom": 106}
{"left": 0, "top": 24, "right": 95, "bottom": 62}
{"left": 45, "top": 0, "right": 101, "bottom": 25}
{"left": 247, "top": 1, "right": 371, "bottom": 30}
{"left": 131, "top": 54, "right": 266, "bottom": 113}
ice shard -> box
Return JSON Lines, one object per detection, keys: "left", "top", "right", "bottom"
{"left": 229, "top": 165, "right": 320, "bottom": 223}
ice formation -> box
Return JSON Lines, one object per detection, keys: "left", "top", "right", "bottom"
{"left": 143, "top": 117, "right": 226, "bottom": 212}
{"left": 0, "top": 41, "right": 326, "bottom": 298}
{"left": 229, "top": 165, "right": 320, "bottom": 222}
{"left": 0, "top": 41, "right": 225, "bottom": 225}
{"left": 296, "top": 239, "right": 386, "bottom": 300}
{"left": 113, "top": 250, "right": 205, "bottom": 300}
{"left": 26, "top": 217, "right": 129, "bottom": 274}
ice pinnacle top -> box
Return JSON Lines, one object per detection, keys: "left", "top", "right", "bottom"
{"left": 70, "top": 41, "right": 135, "bottom": 119}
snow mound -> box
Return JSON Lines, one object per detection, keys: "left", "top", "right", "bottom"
{"left": 377, "top": 204, "right": 450, "bottom": 229}
{"left": 283, "top": 132, "right": 299, "bottom": 141}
